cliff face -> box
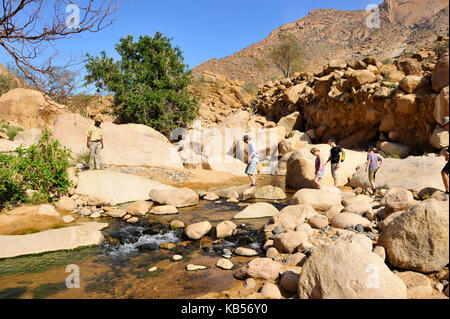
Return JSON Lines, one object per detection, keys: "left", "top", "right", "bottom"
{"left": 193, "top": 0, "right": 449, "bottom": 84}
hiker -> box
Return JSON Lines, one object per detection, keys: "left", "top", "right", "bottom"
{"left": 325, "top": 138, "right": 343, "bottom": 187}
{"left": 365, "top": 146, "right": 383, "bottom": 194}
{"left": 86, "top": 115, "right": 104, "bottom": 170}
{"left": 243, "top": 135, "right": 258, "bottom": 187}
{"left": 311, "top": 147, "right": 325, "bottom": 189}
{"left": 440, "top": 117, "right": 449, "bottom": 195}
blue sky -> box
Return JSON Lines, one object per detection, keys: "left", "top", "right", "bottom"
{"left": 0, "top": 0, "right": 383, "bottom": 77}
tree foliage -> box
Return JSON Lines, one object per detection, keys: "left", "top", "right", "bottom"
{"left": 269, "top": 34, "right": 304, "bottom": 78}
{"left": 0, "top": 130, "right": 73, "bottom": 208}
{"left": 85, "top": 32, "right": 198, "bottom": 135}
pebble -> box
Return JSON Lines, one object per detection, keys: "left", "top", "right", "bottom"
{"left": 90, "top": 212, "right": 101, "bottom": 219}
{"left": 235, "top": 247, "right": 259, "bottom": 257}
{"left": 356, "top": 224, "right": 364, "bottom": 232}
{"left": 273, "top": 226, "right": 284, "bottom": 235}
{"left": 216, "top": 258, "right": 234, "bottom": 270}
{"left": 366, "top": 233, "right": 376, "bottom": 240}
{"left": 126, "top": 217, "right": 139, "bottom": 224}
{"left": 243, "top": 278, "right": 256, "bottom": 290}
{"left": 186, "top": 264, "right": 207, "bottom": 271}
{"left": 173, "top": 255, "right": 183, "bottom": 261}
{"left": 160, "top": 242, "right": 177, "bottom": 250}
{"left": 62, "top": 215, "right": 75, "bottom": 223}
{"left": 148, "top": 266, "right": 158, "bottom": 272}
{"left": 331, "top": 235, "right": 340, "bottom": 241}
{"left": 434, "top": 283, "right": 444, "bottom": 292}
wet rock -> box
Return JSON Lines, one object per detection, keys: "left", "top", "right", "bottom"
{"left": 62, "top": 215, "right": 75, "bottom": 224}
{"left": 253, "top": 186, "right": 286, "bottom": 200}
{"left": 234, "top": 202, "right": 279, "bottom": 219}
{"left": 186, "top": 264, "right": 207, "bottom": 271}
{"left": 170, "top": 220, "right": 185, "bottom": 230}
{"left": 235, "top": 247, "right": 259, "bottom": 257}
{"left": 105, "top": 209, "right": 126, "bottom": 218}
{"left": 159, "top": 242, "right": 177, "bottom": 250}
{"left": 150, "top": 205, "right": 178, "bottom": 215}
{"left": 204, "top": 192, "right": 219, "bottom": 201}
{"left": 150, "top": 187, "right": 199, "bottom": 208}
{"left": 126, "top": 217, "right": 139, "bottom": 224}
{"left": 216, "top": 258, "right": 234, "bottom": 270}
{"left": 216, "top": 221, "right": 237, "bottom": 238}
{"left": 184, "top": 221, "right": 212, "bottom": 240}
{"left": 173, "top": 255, "right": 183, "bottom": 261}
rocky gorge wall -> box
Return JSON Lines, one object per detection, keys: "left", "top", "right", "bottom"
{"left": 251, "top": 41, "right": 449, "bottom": 154}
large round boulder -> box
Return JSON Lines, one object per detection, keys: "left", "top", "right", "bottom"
{"left": 271, "top": 205, "right": 318, "bottom": 231}
{"left": 297, "top": 240, "right": 407, "bottom": 299}
{"left": 150, "top": 187, "right": 199, "bottom": 208}
{"left": 378, "top": 199, "right": 449, "bottom": 273}
{"left": 286, "top": 144, "right": 366, "bottom": 188}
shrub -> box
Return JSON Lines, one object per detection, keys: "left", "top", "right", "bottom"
{"left": 241, "top": 82, "right": 258, "bottom": 95}
{"left": 433, "top": 40, "right": 449, "bottom": 58}
{"left": 0, "top": 73, "right": 18, "bottom": 96}
{"left": 0, "top": 130, "right": 73, "bottom": 209}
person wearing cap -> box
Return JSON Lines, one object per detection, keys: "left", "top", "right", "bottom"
{"left": 86, "top": 115, "right": 104, "bottom": 170}
{"left": 242, "top": 135, "right": 259, "bottom": 187}
{"left": 325, "top": 138, "right": 343, "bottom": 187}
{"left": 365, "top": 146, "right": 383, "bottom": 194}
{"left": 311, "top": 147, "right": 325, "bottom": 189}
{"left": 440, "top": 116, "right": 449, "bottom": 195}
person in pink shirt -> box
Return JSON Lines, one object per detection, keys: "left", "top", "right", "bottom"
{"left": 311, "top": 147, "right": 325, "bottom": 189}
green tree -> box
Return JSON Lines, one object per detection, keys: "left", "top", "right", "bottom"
{"left": 269, "top": 34, "right": 304, "bottom": 78}
{"left": 85, "top": 32, "right": 198, "bottom": 135}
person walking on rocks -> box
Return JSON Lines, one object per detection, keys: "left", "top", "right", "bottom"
{"left": 87, "top": 115, "right": 104, "bottom": 170}
{"left": 326, "top": 138, "right": 343, "bottom": 187}
{"left": 243, "top": 135, "right": 258, "bottom": 187}
{"left": 365, "top": 146, "right": 383, "bottom": 194}
{"left": 311, "top": 147, "right": 325, "bottom": 189}
{"left": 440, "top": 117, "right": 449, "bottom": 195}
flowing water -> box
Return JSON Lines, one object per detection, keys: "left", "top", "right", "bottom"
{"left": 0, "top": 175, "right": 293, "bottom": 299}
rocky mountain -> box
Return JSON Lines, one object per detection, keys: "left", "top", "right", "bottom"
{"left": 193, "top": 0, "right": 449, "bottom": 83}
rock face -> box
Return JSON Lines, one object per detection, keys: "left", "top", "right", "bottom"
{"left": 76, "top": 170, "right": 173, "bottom": 206}
{"left": 350, "top": 156, "right": 447, "bottom": 191}
{"left": 0, "top": 222, "right": 108, "bottom": 258}
{"left": 379, "top": 199, "right": 449, "bottom": 273}
{"left": 0, "top": 88, "right": 66, "bottom": 129}
{"left": 286, "top": 144, "right": 366, "bottom": 188}
{"left": 234, "top": 202, "right": 279, "bottom": 219}
{"left": 150, "top": 188, "right": 199, "bottom": 208}
{"left": 52, "top": 113, "right": 182, "bottom": 169}
{"left": 290, "top": 189, "right": 342, "bottom": 211}
{"left": 297, "top": 240, "right": 407, "bottom": 299}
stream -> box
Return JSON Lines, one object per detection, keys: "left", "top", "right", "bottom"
{"left": 0, "top": 175, "right": 293, "bottom": 299}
